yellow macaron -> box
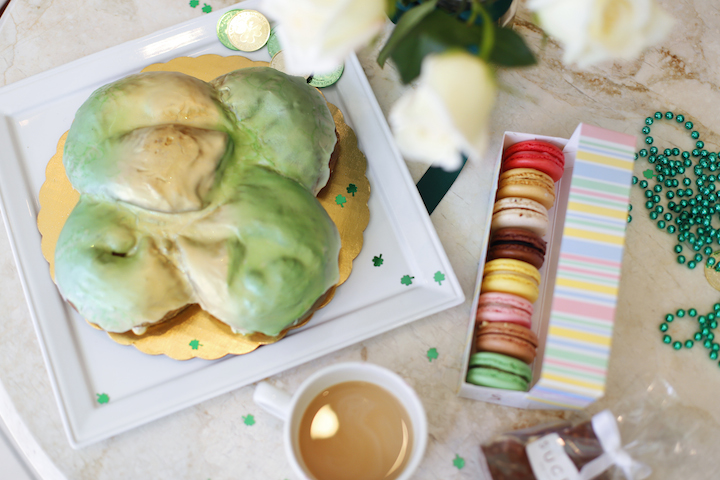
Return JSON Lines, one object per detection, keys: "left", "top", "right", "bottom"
{"left": 496, "top": 168, "right": 556, "bottom": 209}
{"left": 480, "top": 258, "right": 541, "bottom": 303}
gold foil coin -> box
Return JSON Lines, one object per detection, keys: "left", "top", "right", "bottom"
{"left": 705, "top": 251, "right": 720, "bottom": 291}
{"left": 267, "top": 26, "right": 282, "bottom": 58}
{"left": 216, "top": 9, "right": 243, "bottom": 51}
{"left": 227, "top": 10, "right": 270, "bottom": 52}
{"left": 270, "top": 51, "right": 311, "bottom": 80}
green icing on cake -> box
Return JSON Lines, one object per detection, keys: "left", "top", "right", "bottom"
{"left": 211, "top": 67, "right": 336, "bottom": 196}
{"left": 178, "top": 166, "right": 340, "bottom": 336}
{"left": 63, "top": 72, "right": 239, "bottom": 201}
{"left": 55, "top": 68, "right": 340, "bottom": 335}
{"left": 54, "top": 197, "right": 196, "bottom": 333}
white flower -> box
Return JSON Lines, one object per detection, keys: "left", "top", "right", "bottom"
{"left": 389, "top": 51, "right": 496, "bottom": 171}
{"left": 262, "top": 0, "right": 387, "bottom": 75}
{"left": 528, "top": 0, "right": 674, "bottom": 67}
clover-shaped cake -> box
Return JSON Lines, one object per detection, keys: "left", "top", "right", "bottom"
{"left": 54, "top": 67, "right": 341, "bottom": 337}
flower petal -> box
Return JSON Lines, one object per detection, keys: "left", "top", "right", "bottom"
{"left": 389, "top": 52, "right": 496, "bottom": 170}
{"left": 529, "top": 0, "right": 674, "bottom": 67}
{"left": 262, "top": 0, "right": 386, "bottom": 74}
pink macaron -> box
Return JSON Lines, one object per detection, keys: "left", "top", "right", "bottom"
{"left": 475, "top": 292, "right": 533, "bottom": 329}
{"left": 502, "top": 140, "right": 565, "bottom": 182}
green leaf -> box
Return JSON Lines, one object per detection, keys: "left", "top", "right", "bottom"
{"left": 378, "top": 0, "right": 438, "bottom": 67}
{"left": 387, "top": 10, "right": 487, "bottom": 83}
{"left": 382, "top": 6, "right": 534, "bottom": 83}
{"left": 473, "top": 2, "right": 495, "bottom": 60}
{"left": 390, "top": 36, "right": 443, "bottom": 83}
{"left": 483, "top": 0, "right": 514, "bottom": 22}
{"left": 435, "top": 0, "right": 512, "bottom": 22}
{"left": 385, "top": 0, "right": 397, "bottom": 19}
{"left": 488, "top": 27, "right": 536, "bottom": 67}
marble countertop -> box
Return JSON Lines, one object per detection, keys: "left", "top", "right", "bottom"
{"left": 2, "top": 0, "right": 720, "bottom": 479}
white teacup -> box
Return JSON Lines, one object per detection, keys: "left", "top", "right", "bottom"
{"left": 253, "top": 362, "right": 428, "bottom": 480}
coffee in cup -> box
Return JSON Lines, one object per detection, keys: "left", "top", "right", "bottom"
{"left": 299, "top": 380, "right": 412, "bottom": 480}
{"left": 253, "top": 362, "right": 427, "bottom": 480}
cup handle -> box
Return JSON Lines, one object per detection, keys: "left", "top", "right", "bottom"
{"left": 253, "top": 381, "right": 292, "bottom": 422}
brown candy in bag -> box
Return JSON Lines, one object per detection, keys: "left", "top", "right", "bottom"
{"left": 479, "top": 420, "right": 612, "bottom": 480}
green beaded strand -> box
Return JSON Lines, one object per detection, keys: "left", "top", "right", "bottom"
{"left": 635, "top": 112, "right": 720, "bottom": 368}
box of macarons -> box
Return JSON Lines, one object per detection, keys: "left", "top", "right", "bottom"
{"left": 458, "top": 124, "right": 637, "bottom": 409}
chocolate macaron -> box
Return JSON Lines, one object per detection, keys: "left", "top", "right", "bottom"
{"left": 487, "top": 227, "right": 547, "bottom": 269}
{"left": 475, "top": 321, "right": 539, "bottom": 364}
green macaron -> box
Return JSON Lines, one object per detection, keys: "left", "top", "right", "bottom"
{"left": 466, "top": 352, "right": 532, "bottom": 391}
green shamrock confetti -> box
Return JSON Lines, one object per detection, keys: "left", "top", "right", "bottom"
{"left": 96, "top": 393, "right": 110, "bottom": 404}
{"left": 642, "top": 169, "right": 656, "bottom": 179}
{"left": 347, "top": 183, "right": 358, "bottom": 196}
{"left": 189, "top": 0, "right": 198, "bottom": 7}
{"left": 400, "top": 275, "right": 414, "bottom": 286}
{"left": 372, "top": 254, "right": 384, "bottom": 267}
{"left": 243, "top": 414, "right": 255, "bottom": 426}
{"left": 433, "top": 271, "right": 445, "bottom": 285}
{"left": 335, "top": 194, "right": 347, "bottom": 208}
{"left": 453, "top": 454, "right": 465, "bottom": 470}
{"left": 189, "top": 339, "right": 203, "bottom": 350}
{"left": 427, "top": 348, "right": 438, "bottom": 362}
{"left": 201, "top": 3, "right": 212, "bottom": 13}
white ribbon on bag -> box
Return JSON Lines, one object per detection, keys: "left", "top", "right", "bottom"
{"left": 526, "top": 410, "right": 651, "bottom": 480}
{"left": 578, "top": 410, "right": 652, "bottom": 480}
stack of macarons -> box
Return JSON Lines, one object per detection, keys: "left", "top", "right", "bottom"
{"left": 467, "top": 139, "right": 565, "bottom": 392}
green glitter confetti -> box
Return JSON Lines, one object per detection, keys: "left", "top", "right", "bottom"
{"left": 400, "top": 275, "right": 414, "bottom": 286}
{"left": 346, "top": 183, "right": 357, "bottom": 196}
{"left": 433, "top": 271, "right": 445, "bottom": 285}
{"left": 202, "top": 3, "right": 212, "bottom": 13}
{"left": 96, "top": 393, "right": 110, "bottom": 404}
{"left": 243, "top": 414, "right": 255, "bottom": 426}
{"left": 427, "top": 348, "right": 438, "bottom": 362}
{"left": 453, "top": 454, "right": 465, "bottom": 470}
{"left": 189, "top": 339, "right": 203, "bottom": 350}
{"left": 372, "top": 254, "right": 384, "bottom": 267}
{"left": 335, "top": 194, "right": 347, "bottom": 208}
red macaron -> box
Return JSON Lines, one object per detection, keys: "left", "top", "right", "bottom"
{"left": 502, "top": 140, "right": 565, "bottom": 182}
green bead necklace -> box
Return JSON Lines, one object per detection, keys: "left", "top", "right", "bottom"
{"left": 632, "top": 111, "right": 720, "bottom": 368}
{"left": 659, "top": 304, "right": 720, "bottom": 362}
{"left": 632, "top": 111, "right": 719, "bottom": 268}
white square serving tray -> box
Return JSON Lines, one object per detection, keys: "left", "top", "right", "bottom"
{"left": 0, "top": 2, "right": 464, "bottom": 448}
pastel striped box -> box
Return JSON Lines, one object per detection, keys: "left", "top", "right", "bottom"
{"left": 458, "top": 124, "right": 636, "bottom": 409}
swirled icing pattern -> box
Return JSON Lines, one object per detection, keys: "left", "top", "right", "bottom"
{"left": 55, "top": 67, "right": 340, "bottom": 336}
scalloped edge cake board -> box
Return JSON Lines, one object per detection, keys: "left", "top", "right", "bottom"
{"left": 0, "top": 2, "right": 463, "bottom": 448}
{"left": 457, "top": 125, "right": 636, "bottom": 409}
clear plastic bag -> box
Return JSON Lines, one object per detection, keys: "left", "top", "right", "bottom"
{"left": 478, "top": 378, "right": 720, "bottom": 480}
